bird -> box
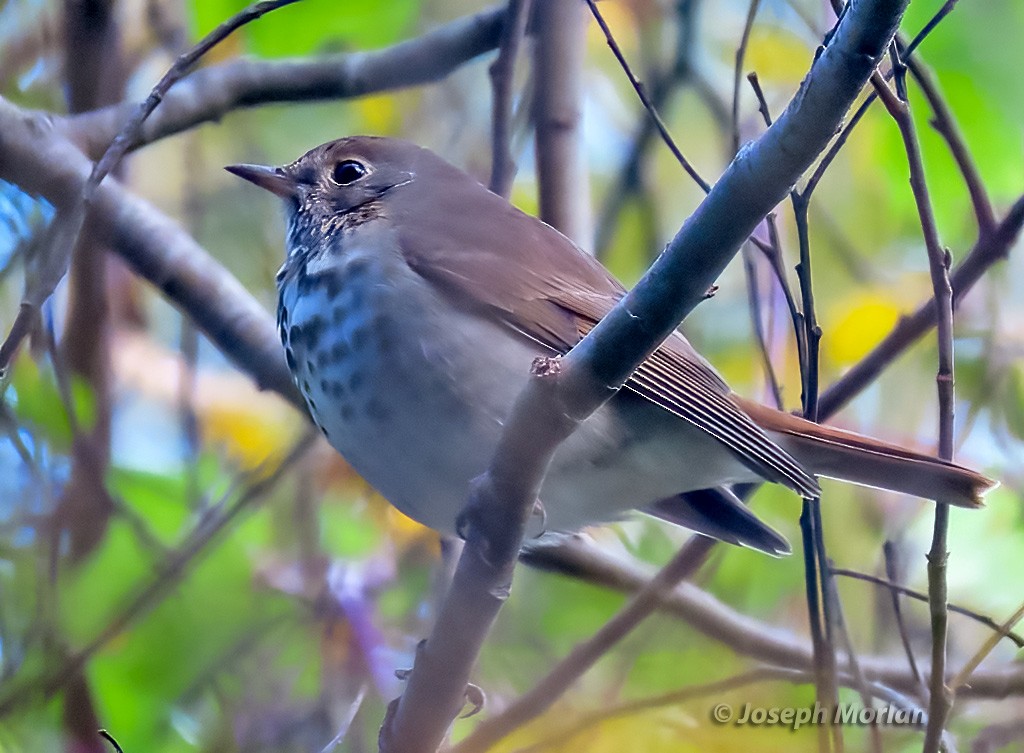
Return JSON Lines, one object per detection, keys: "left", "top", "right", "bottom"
{"left": 227, "top": 136, "right": 995, "bottom": 556}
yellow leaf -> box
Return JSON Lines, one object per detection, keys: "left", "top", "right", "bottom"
{"left": 825, "top": 292, "right": 901, "bottom": 367}
{"left": 746, "top": 29, "right": 813, "bottom": 86}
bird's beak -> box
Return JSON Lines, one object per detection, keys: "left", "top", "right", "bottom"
{"left": 225, "top": 163, "right": 295, "bottom": 199}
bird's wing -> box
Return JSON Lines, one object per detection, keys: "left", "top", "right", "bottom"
{"left": 395, "top": 177, "right": 819, "bottom": 497}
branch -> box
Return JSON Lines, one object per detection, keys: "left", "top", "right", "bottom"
{"left": 519, "top": 535, "right": 1024, "bottom": 699}
{"left": 487, "top": 0, "right": 533, "bottom": 197}
{"left": 61, "top": 5, "right": 509, "bottom": 160}
{"left": 0, "top": 0, "right": 303, "bottom": 375}
{"left": 817, "top": 194, "right": 1024, "bottom": 420}
{"left": 870, "top": 51, "right": 955, "bottom": 751}
{"left": 532, "top": 0, "right": 591, "bottom": 246}
{"left": 0, "top": 98, "right": 301, "bottom": 405}
{"left": 381, "top": 2, "right": 910, "bottom": 750}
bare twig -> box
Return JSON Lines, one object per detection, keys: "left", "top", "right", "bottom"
{"left": 98, "top": 730, "right": 125, "bottom": 753}
{"left": 949, "top": 600, "right": 1024, "bottom": 693}
{"left": 731, "top": 0, "right": 763, "bottom": 155}
{"left": 800, "top": 501, "right": 839, "bottom": 753}
{"left": 873, "top": 49, "right": 956, "bottom": 753}
{"left": 883, "top": 543, "right": 928, "bottom": 698}
{"left": 519, "top": 535, "right": 1024, "bottom": 699}
{"left": 585, "top": 0, "right": 709, "bottom": 193}
{"left": 832, "top": 567, "right": 1024, "bottom": 649}
{"left": 0, "top": 98, "right": 302, "bottom": 404}
{"left": 62, "top": 5, "right": 510, "bottom": 160}
{"left": 594, "top": 0, "right": 701, "bottom": 257}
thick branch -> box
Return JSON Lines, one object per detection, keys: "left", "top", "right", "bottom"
{"left": 532, "top": 0, "right": 591, "bottom": 247}
{"left": 381, "top": 1, "right": 910, "bottom": 750}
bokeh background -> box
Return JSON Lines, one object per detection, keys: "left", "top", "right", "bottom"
{"left": 1, "top": 0, "right": 1023, "bottom": 751}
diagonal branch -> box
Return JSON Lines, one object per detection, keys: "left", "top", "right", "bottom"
{"left": 380, "top": 2, "right": 911, "bottom": 752}
{"left": 0, "top": 98, "right": 302, "bottom": 405}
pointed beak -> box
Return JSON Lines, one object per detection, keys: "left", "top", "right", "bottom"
{"left": 225, "top": 163, "right": 296, "bottom": 199}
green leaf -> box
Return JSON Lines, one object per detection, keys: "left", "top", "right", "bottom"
{"left": 189, "top": 0, "right": 420, "bottom": 58}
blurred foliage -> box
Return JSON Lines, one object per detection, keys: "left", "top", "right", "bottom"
{"left": 0, "top": 1, "right": 1023, "bottom": 752}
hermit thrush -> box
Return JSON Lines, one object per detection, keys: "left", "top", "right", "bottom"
{"left": 227, "top": 136, "right": 994, "bottom": 555}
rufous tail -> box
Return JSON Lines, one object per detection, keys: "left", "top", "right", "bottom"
{"left": 733, "top": 396, "right": 997, "bottom": 508}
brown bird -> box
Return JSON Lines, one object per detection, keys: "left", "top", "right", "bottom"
{"left": 227, "top": 136, "right": 995, "bottom": 555}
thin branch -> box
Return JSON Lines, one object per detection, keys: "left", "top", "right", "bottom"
{"left": 61, "top": 4, "right": 510, "bottom": 160}
{"left": 874, "top": 50, "right": 956, "bottom": 753}
{"left": 819, "top": 194, "right": 1024, "bottom": 417}
{"left": 742, "top": 248, "right": 785, "bottom": 407}
{"left": 832, "top": 567, "right": 1024, "bottom": 649}
{"left": 0, "top": 98, "right": 302, "bottom": 405}
{"left": 731, "top": 0, "right": 763, "bottom": 155}
{"left": 488, "top": 0, "right": 533, "bottom": 198}
{"left": 585, "top": 0, "right": 710, "bottom": 193}
{"left": 805, "top": 0, "right": 992, "bottom": 238}
{"left": 883, "top": 543, "right": 928, "bottom": 698}
{"left": 98, "top": 730, "right": 125, "bottom": 753}
{"left": 800, "top": 501, "right": 839, "bottom": 753}
{"left": 594, "top": 0, "right": 702, "bottom": 257}
{"left": 949, "top": 600, "right": 1024, "bottom": 693}
{"left": 823, "top": 560, "right": 884, "bottom": 753}
{"left": 519, "top": 535, "right": 1024, "bottom": 699}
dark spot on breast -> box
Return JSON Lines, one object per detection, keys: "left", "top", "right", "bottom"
{"left": 373, "top": 315, "right": 397, "bottom": 351}
{"left": 316, "top": 349, "right": 332, "bottom": 368}
{"left": 343, "top": 255, "right": 368, "bottom": 276}
{"left": 330, "top": 381, "right": 345, "bottom": 399}
{"left": 332, "top": 305, "right": 347, "bottom": 325}
{"left": 323, "top": 273, "right": 341, "bottom": 299}
{"left": 340, "top": 405, "right": 355, "bottom": 421}
{"left": 346, "top": 284, "right": 365, "bottom": 309}
{"left": 348, "top": 372, "right": 364, "bottom": 391}
{"left": 307, "top": 316, "right": 326, "bottom": 340}
{"left": 331, "top": 342, "right": 350, "bottom": 362}
{"left": 366, "top": 398, "right": 391, "bottom": 421}
{"left": 302, "top": 378, "right": 311, "bottom": 394}
{"left": 350, "top": 326, "right": 369, "bottom": 351}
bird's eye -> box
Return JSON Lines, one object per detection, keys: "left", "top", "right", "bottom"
{"left": 331, "top": 160, "right": 367, "bottom": 186}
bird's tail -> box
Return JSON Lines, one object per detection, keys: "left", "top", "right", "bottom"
{"left": 734, "top": 396, "right": 997, "bottom": 508}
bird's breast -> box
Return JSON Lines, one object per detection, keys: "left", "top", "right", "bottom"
{"left": 276, "top": 241, "right": 538, "bottom": 530}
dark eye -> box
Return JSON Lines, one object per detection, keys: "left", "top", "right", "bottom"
{"left": 331, "top": 160, "right": 367, "bottom": 185}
